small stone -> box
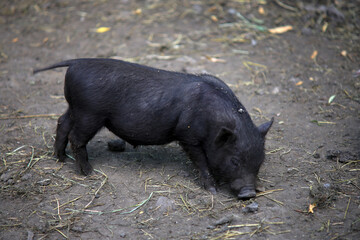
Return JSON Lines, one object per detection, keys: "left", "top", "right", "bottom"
{"left": 97, "top": 226, "right": 111, "bottom": 237}
{"left": 156, "top": 196, "right": 175, "bottom": 212}
{"left": 33, "top": 219, "right": 47, "bottom": 233}
{"left": 192, "top": 4, "right": 203, "bottom": 14}
{"left": 27, "top": 230, "right": 34, "bottom": 240}
{"left": 287, "top": 168, "right": 299, "bottom": 174}
{"left": 228, "top": 8, "right": 237, "bottom": 15}
{"left": 21, "top": 173, "right": 33, "bottom": 181}
{"left": 256, "top": 185, "right": 266, "bottom": 192}
{"left": 72, "top": 225, "right": 84, "bottom": 233}
{"left": 178, "top": 170, "right": 189, "bottom": 177}
{"left": 177, "top": 56, "right": 197, "bottom": 64}
{"left": 7, "top": 179, "right": 15, "bottom": 185}
{"left": 37, "top": 179, "right": 51, "bottom": 186}
{"left": 1, "top": 171, "right": 13, "bottom": 182}
{"left": 271, "top": 87, "right": 280, "bottom": 95}
{"left": 254, "top": 89, "right": 264, "bottom": 95}
{"left": 301, "top": 27, "right": 312, "bottom": 35}
{"left": 242, "top": 202, "right": 258, "bottom": 213}
{"left": 213, "top": 214, "right": 234, "bottom": 226}
{"left": 289, "top": 76, "right": 301, "bottom": 83}
{"left": 251, "top": 39, "right": 257, "bottom": 46}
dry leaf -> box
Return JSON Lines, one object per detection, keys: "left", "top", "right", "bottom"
{"left": 208, "top": 6, "right": 217, "bottom": 12}
{"left": 296, "top": 81, "right": 303, "bottom": 86}
{"left": 206, "top": 56, "right": 226, "bottom": 63}
{"left": 134, "top": 8, "right": 142, "bottom": 15}
{"left": 258, "top": 6, "right": 265, "bottom": 15}
{"left": 308, "top": 203, "right": 316, "bottom": 213}
{"left": 12, "top": 37, "right": 18, "bottom": 43}
{"left": 268, "top": 25, "right": 293, "bottom": 34}
{"left": 30, "top": 42, "right": 42, "bottom": 48}
{"left": 311, "top": 50, "right": 318, "bottom": 60}
{"left": 322, "top": 22, "right": 328, "bottom": 32}
{"left": 328, "top": 95, "right": 336, "bottom": 104}
{"left": 95, "top": 27, "right": 111, "bottom": 33}
{"left": 211, "top": 15, "right": 218, "bottom": 22}
{"left": 39, "top": 26, "right": 55, "bottom": 33}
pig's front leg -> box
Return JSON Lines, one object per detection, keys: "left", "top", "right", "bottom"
{"left": 181, "top": 144, "right": 217, "bottom": 194}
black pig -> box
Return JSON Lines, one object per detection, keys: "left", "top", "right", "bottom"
{"left": 33, "top": 58, "right": 273, "bottom": 199}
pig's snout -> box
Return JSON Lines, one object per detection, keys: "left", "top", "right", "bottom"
{"left": 231, "top": 178, "right": 257, "bottom": 200}
{"left": 237, "top": 186, "right": 256, "bottom": 200}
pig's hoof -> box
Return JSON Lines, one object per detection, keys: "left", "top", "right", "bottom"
{"left": 108, "top": 139, "right": 126, "bottom": 152}
{"left": 202, "top": 176, "right": 217, "bottom": 194}
{"left": 79, "top": 163, "right": 93, "bottom": 176}
{"left": 237, "top": 189, "right": 256, "bottom": 200}
{"left": 55, "top": 151, "right": 67, "bottom": 162}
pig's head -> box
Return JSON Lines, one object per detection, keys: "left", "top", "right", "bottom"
{"left": 207, "top": 118, "right": 273, "bottom": 199}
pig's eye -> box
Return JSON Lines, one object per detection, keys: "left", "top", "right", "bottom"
{"left": 231, "top": 158, "right": 240, "bottom": 167}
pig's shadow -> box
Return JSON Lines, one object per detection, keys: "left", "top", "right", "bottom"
{"left": 63, "top": 136, "right": 234, "bottom": 197}
{"left": 86, "top": 138, "right": 196, "bottom": 179}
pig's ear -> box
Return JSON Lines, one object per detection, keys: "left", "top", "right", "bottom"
{"left": 215, "top": 127, "right": 236, "bottom": 148}
{"left": 258, "top": 117, "right": 274, "bottom": 138}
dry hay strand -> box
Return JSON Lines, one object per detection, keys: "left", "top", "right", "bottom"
{"left": 1, "top": 145, "right": 53, "bottom": 187}
{"left": 212, "top": 220, "right": 290, "bottom": 239}
{"left": 0, "top": 113, "right": 59, "bottom": 120}
{"left": 66, "top": 191, "right": 161, "bottom": 215}
{"left": 84, "top": 169, "right": 108, "bottom": 209}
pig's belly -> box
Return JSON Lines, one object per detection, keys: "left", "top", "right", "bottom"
{"left": 104, "top": 115, "right": 178, "bottom": 146}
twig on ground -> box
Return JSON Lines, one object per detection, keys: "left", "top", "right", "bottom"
{"left": 56, "top": 198, "right": 62, "bottom": 221}
{"left": 256, "top": 189, "right": 284, "bottom": 197}
{"left": 51, "top": 173, "right": 89, "bottom": 187}
{"left": 274, "top": 0, "right": 298, "bottom": 12}
{"left": 84, "top": 169, "right": 108, "bottom": 209}
{"left": 0, "top": 114, "right": 59, "bottom": 120}
{"left": 264, "top": 195, "right": 284, "bottom": 206}
{"left": 55, "top": 228, "right": 68, "bottom": 239}
{"left": 53, "top": 196, "right": 83, "bottom": 210}
{"left": 344, "top": 197, "right": 351, "bottom": 219}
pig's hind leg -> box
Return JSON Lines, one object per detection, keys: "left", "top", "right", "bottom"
{"left": 54, "top": 109, "right": 73, "bottom": 161}
{"left": 68, "top": 114, "right": 105, "bottom": 175}
{"left": 181, "top": 144, "right": 217, "bottom": 194}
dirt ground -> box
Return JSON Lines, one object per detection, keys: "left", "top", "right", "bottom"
{"left": 0, "top": 0, "right": 359, "bottom": 239}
